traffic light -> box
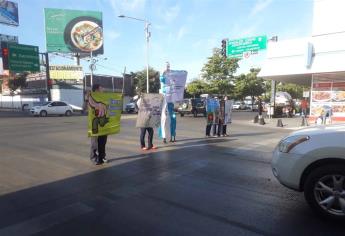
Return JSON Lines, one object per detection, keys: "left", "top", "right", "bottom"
{"left": 1, "top": 42, "right": 9, "bottom": 69}
{"left": 221, "top": 39, "right": 227, "bottom": 58}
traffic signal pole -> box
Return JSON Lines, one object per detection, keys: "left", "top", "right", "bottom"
{"left": 39, "top": 52, "right": 52, "bottom": 101}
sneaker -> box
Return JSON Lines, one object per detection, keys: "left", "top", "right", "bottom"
{"left": 102, "top": 157, "right": 108, "bottom": 163}
{"left": 142, "top": 147, "right": 149, "bottom": 150}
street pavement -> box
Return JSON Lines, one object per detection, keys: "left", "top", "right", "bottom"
{"left": 0, "top": 111, "right": 344, "bottom": 236}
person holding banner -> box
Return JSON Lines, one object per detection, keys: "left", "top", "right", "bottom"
{"left": 136, "top": 94, "right": 164, "bottom": 150}
{"left": 88, "top": 84, "right": 108, "bottom": 165}
{"left": 221, "top": 96, "right": 233, "bottom": 136}
{"left": 88, "top": 84, "right": 122, "bottom": 165}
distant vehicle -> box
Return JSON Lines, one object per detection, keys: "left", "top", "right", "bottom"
{"left": 178, "top": 98, "right": 206, "bottom": 117}
{"left": 272, "top": 124, "right": 345, "bottom": 220}
{"left": 125, "top": 102, "right": 138, "bottom": 113}
{"left": 30, "top": 101, "right": 73, "bottom": 117}
{"left": 232, "top": 101, "right": 246, "bottom": 110}
{"left": 245, "top": 103, "right": 259, "bottom": 111}
{"left": 125, "top": 96, "right": 139, "bottom": 113}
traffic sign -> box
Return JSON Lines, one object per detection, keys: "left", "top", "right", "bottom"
{"left": 227, "top": 35, "right": 267, "bottom": 59}
{"left": 7, "top": 43, "right": 40, "bottom": 72}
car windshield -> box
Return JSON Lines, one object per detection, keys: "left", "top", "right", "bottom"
{"left": 40, "top": 102, "right": 51, "bottom": 106}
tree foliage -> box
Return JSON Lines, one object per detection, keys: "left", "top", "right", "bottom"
{"left": 201, "top": 48, "right": 239, "bottom": 95}
{"left": 234, "top": 68, "right": 265, "bottom": 103}
{"left": 277, "top": 82, "right": 306, "bottom": 99}
{"left": 186, "top": 79, "right": 209, "bottom": 98}
{"left": 131, "top": 67, "right": 160, "bottom": 94}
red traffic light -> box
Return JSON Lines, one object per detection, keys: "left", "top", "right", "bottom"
{"left": 2, "top": 48, "right": 9, "bottom": 56}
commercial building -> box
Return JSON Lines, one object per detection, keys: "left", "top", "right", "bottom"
{"left": 259, "top": 0, "right": 345, "bottom": 122}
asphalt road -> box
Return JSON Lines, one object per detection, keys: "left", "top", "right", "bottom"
{"left": 0, "top": 111, "right": 343, "bottom": 236}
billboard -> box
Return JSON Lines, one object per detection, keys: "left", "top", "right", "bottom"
{"left": 45, "top": 8, "right": 103, "bottom": 55}
{"left": 49, "top": 65, "right": 83, "bottom": 80}
{"left": 0, "top": 0, "right": 19, "bottom": 26}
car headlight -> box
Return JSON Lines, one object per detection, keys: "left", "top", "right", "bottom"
{"left": 278, "top": 135, "right": 310, "bottom": 153}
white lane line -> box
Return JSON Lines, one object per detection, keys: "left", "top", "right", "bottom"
{"left": 0, "top": 202, "right": 93, "bottom": 236}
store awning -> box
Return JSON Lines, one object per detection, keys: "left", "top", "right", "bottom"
{"left": 258, "top": 33, "right": 345, "bottom": 86}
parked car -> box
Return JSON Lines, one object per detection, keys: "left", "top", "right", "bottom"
{"left": 30, "top": 101, "right": 73, "bottom": 117}
{"left": 125, "top": 101, "right": 138, "bottom": 113}
{"left": 272, "top": 124, "right": 345, "bottom": 220}
{"left": 232, "top": 101, "right": 246, "bottom": 110}
{"left": 178, "top": 98, "right": 206, "bottom": 117}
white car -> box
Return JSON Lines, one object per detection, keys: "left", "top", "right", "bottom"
{"left": 232, "top": 102, "right": 246, "bottom": 110}
{"left": 30, "top": 101, "right": 73, "bottom": 117}
{"left": 272, "top": 124, "right": 345, "bottom": 220}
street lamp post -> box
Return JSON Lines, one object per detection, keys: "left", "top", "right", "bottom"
{"left": 118, "top": 15, "right": 151, "bottom": 93}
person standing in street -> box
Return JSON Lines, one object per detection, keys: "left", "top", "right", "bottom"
{"left": 137, "top": 96, "right": 157, "bottom": 150}
{"left": 88, "top": 84, "right": 108, "bottom": 165}
{"left": 301, "top": 98, "right": 309, "bottom": 117}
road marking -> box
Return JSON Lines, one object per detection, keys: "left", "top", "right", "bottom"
{"left": 0, "top": 202, "right": 93, "bottom": 236}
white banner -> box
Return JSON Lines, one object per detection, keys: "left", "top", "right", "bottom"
{"left": 136, "top": 93, "right": 164, "bottom": 128}
{"left": 161, "top": 70, "right": 187, "bottom": 103}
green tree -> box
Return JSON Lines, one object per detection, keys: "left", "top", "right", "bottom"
{"left": 131, "top": 67, "right": 160, "bottom": 94}
{"left": 201, "top": 48, "right": 239, "bottom": 95}
{"left": 234, "top": 68, "right": 265, "bottom": 105}
{"left": 186, "top": 79, "right": 209, "bottom": 98}
{"left": 277, "top": 82, "right": 306, "bottom": 99}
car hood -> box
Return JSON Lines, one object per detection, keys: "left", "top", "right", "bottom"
{"left": 291, "top": 124, "right": 345, "bottom": 136}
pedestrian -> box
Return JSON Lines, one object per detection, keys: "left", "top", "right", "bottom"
{"left": 168, "top": 102, "right": 176, "bottom": 142}
{"left": 258, "top": 97, "right": 263, "bottom": 117}
{"left": 88, "top": 84, "right": 108, "bottom": 165}
{"left": 212, "top": 97, "right": 221, "bottom": 137}
{"left": 301, "top": 99, "right": 309, "bottom": 117}
{"left": 205, "top": 96, "right": 214, "bottom": 137}
{"left": 137, "top": 96, "right": 157, "bottom": 150}
{"left": 222, "top": 96, "right": 232, "bottom": 136}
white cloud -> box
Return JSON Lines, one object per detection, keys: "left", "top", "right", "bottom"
{"left": 164, "top": 5, "right": 180, "bottom": 23}
{"left": 249, "top": 0, "right": 273, "bottom": 17}
{"left": 177, "top": 26, "right": 187, "bottom": 40}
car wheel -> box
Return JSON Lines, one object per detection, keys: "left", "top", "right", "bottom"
{"left": 40, "top": 110, "right": 47, "bottom": 117}
{"left": 65, "top": 110, "right": 72, "bottom": 117}
{"left": 304, "top": 165, "right": 345, "bottom": 220}
{"left": 180, "top": 113, "right": 184, "bottom": 117}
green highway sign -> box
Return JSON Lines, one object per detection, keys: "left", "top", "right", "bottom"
{"left": 8, "top": 43, "right": 40, "bottom": 72}
{"left": 227, "top": 35, "right": 267, "bottom": 58}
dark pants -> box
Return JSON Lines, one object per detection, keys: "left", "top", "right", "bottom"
{"left": 222, "top": 125, "right": 227, "bottom": 135}
{"left": 140, "top": 128, "right": 154, "bottom": 148}
{"left": 205, "top": 124, "right": 212, "bottom": 136}
{"left": 98, "top": 135, "right": 108, "bottom": 159}
{"left": 212, "top": 124, "right": 222, "bottom": 136}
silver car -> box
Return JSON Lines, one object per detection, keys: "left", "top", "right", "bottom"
{"left": 30, "top": 101, "right": 73, "bottom": 117}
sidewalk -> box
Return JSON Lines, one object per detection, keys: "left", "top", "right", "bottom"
{"left": 237, "top": 115, "right": 345, "bottom": 130}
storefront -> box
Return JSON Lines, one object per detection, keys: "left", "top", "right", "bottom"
{"left": 259, "top": 0, "right": 345, "bottom": 122}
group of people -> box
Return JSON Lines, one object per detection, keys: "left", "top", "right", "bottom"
{"left": 205, "top": 96, "right": 232, "bottom": 138}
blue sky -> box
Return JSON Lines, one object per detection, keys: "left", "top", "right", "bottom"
{"left": 1, "top": 0, "right": 314, "bottom": 81}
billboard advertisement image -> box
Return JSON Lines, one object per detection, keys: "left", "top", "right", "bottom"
{"left": 45, "top": 8, "right": 103, "bottom": 55}
{"left": 0, "top": 0, "right": 19, "bottom": 26}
